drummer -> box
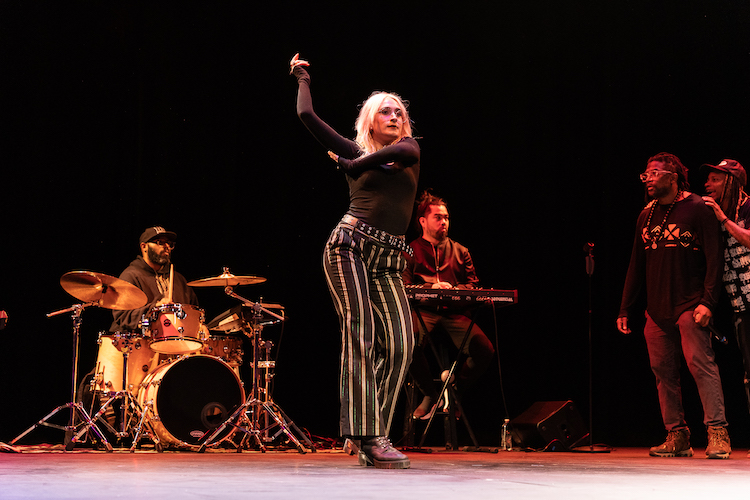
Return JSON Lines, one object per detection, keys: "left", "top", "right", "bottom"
{"left": 110, "top": 226, "right": 198, "bottom": 332}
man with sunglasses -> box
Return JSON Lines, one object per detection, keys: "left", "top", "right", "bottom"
{"left": 110, "top": 226, "right": 198, "bottom": 332}
{"left": 617, "top": 153, "right": 729, "bottom": 458}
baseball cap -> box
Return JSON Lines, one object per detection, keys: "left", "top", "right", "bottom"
{"left": 702, "top": 159, "right": 747, "bottom": 187}
{"left": 139, "top": 226, "right": 177, "bottom": 244}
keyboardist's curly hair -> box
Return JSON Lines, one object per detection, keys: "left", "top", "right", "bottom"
{"left": 415, "top": 189, "right": 447, "bottom": 234}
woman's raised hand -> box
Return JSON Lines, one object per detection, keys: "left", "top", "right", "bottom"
{"left": 289, "top": 53, "right": 310, "bottom": 74}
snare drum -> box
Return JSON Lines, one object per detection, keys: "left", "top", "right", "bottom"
{"left": 143, "top": 303, "right": 207, "bottom": 354}
{"left": 137, "top": 355, "right": 245, "bottom": 448}
{"left": 94, "top": 332, "right": 159, "bottom": 395}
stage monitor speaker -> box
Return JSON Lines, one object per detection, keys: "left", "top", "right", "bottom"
{"left": 510, "top": 400, "right": 586, "bottom": 450}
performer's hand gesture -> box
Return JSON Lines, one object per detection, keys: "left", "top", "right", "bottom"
{"left": 693, "top": 304, "right": 712, "bottom": 327}
{"left": 328, "top": 151, "right": 355, "bottom": 174}
{"left": 289, "top": 53, "right": 309, "bottom": 74}
{"left": 616, "top": 317, "right": 631, "bottom": 335}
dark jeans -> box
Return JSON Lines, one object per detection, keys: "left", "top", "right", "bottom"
{"left": 644, "top": 310, "right": 727, "bottom": 430}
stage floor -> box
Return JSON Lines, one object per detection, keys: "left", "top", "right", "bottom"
{"left": 2, "top": 444, "right": 750, "bottom": 499}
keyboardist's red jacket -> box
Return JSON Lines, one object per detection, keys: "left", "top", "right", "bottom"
{"left": 403, "top": 237, "right": 479, "bottom": 289}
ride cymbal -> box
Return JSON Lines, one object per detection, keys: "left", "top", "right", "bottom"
{"left": 60, "top": 271, "right": 147, "bottom": 310}
{"left": 187, "top": 269, "right": 266, "bottom": 287}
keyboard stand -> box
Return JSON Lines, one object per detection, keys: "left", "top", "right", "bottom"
{"left": 411, "top": 306, "right": 480, "bottom": 449}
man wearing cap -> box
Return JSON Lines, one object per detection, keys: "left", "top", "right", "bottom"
{"left": 703, "top": 159, "right": 750, "bottom": 455}
{"left": 617, "top": 152, "right": 729, "bottom": 459}
{"left": 110, "top": 226, "right": 198, "bottom": 332}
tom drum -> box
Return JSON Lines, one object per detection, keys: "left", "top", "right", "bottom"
{"left": 200, "top": 334, "right": 244, "bottom": 367}
{"left": 143, "top": 303, "right": 207, "bottom": 354}
{"left": 94, "top": 332, "right": 159, "bottom": 395}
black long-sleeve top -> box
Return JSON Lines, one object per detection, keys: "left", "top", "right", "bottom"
{"left": 618, "top": 193, "right": 722, "bottom": 332}
{"left": 293, "top": 67, "right": 420, "bottom": 236}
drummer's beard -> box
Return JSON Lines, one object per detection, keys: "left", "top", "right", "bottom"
{"left": 147, "top": 245, "right": 171, "bottom": 268}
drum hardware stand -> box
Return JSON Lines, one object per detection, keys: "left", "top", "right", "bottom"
{"left": 0, "top": 442, "right": 20, "bottom": 453}
{"left": 11, "top": 302, "right": 113, "bottom": 451}
{"left": 78, "top": 341, "right": 162, "bottom": 452}
{"left": 197, "top": 286, "right": 314, "bottom": 453}
{"left": 256, "top": 338, "right": 277, "bottom": 443}
{"left": 128, "top": 399, "right": 162, "bottom": 452}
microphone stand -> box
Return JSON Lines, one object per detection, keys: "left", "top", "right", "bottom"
{"left": 571, "top": 243, "right": 610, "bottom": 453}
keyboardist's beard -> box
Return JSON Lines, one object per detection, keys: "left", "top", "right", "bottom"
{"left": 430, "top": 227, "right": 448, "bottom": 242}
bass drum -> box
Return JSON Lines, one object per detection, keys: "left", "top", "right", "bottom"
{"left": 138, "top": 355, "right": 245, "bottom": 448}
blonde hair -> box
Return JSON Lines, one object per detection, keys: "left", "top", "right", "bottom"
{"left": 354, "top": 91, "right": 412, "bottom": 155}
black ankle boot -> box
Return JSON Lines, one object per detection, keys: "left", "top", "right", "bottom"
{"left": 359, "top": 436, "right": 410, "bottom": 469}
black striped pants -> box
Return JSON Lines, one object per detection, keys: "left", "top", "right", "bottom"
{"left": 323, "top": 217, "right": 414, "bottom": 437}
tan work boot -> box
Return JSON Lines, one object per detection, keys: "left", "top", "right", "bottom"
{"left": 705, "top": 426, "right": 731, "bottom": 459}
{"left": 649, "top": 429, "right": 693, "bottom": 457}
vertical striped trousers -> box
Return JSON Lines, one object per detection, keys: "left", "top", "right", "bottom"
{"left": 323, "top": 217, "right": 414, "bottom": 437}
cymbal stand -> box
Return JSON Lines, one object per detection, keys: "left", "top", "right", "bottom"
{"left": 257, "top": 337, "right": 276, "bottom": 442}
{"left": 78, "top": 340, "right": 162, "bottom": 452}
{"left": 11, "top": 302, "right": 113, "bottom": 451}
{"left": 246, "top": 326, "right": 312, "bottom": 451}
{"left": 198, "top": 287, "right": 314, "bottom": 453}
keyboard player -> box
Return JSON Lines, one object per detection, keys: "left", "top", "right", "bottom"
{"left": 403, "top": 191, "right": 495, "bottom": 420}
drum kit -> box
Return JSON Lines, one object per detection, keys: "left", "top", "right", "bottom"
{"left": 11, "top": 267, "right": 314, "bottom": 453}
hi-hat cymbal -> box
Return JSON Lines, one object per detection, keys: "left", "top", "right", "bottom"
{"left": 60, "top": 271, "right": 148, "bottom": 310}
{"left": 187, "top": 270, "right": 266, "bottom": 287}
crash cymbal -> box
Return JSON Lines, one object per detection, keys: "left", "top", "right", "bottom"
{"left": 60, "top": 271, "right": 148, "bottom": 310}
{"left": 187, "top": 269, "right": 266, "bottom": 287}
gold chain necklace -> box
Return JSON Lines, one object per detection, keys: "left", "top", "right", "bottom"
{"left": 644, "top": 190, "right": 682, "bottom": 250}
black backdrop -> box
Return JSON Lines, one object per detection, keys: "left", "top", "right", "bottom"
{"left": 3, "top": 2, "right": 750, "bottom": 449}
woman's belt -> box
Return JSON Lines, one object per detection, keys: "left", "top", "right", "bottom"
{"left": 342, "top": 214, "right": 412, "bottom": 256}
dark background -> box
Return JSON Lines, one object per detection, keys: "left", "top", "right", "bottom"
{"left": 3, "top": 2, "right": 750, "bottom": 449}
